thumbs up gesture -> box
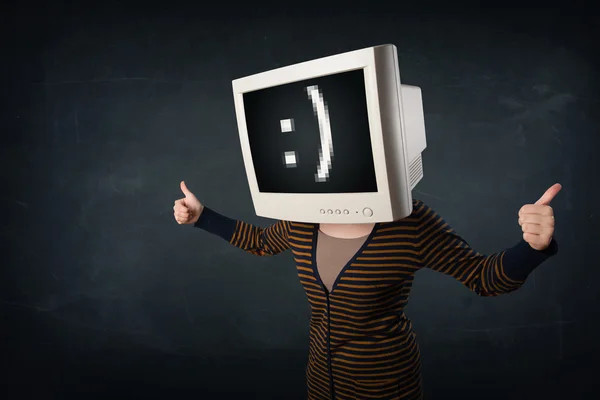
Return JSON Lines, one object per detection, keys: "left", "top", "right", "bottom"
{"left": 518, "top": 183, "right": 562, "bottom": 251}
{"left": 173, "top": 181, "right": 204, "bottom": 225}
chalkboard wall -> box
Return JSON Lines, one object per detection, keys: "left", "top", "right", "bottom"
{"left": 2, "top": 2, "right": 599, "bottom": 398}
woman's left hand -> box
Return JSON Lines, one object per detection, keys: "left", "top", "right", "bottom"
{"left": 518, "top": 183, "right": 562, "bottom": 251}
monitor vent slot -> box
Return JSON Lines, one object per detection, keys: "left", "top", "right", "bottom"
{"left": 408, "top": 154, "right": 423, "bottom": 189}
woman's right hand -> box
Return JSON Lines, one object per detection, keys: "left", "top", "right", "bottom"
{"left": 174, "top": 181, "right": 204, "bottom": 225}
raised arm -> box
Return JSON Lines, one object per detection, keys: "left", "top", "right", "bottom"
{"left": 173, "top": 181, "right": 290, "bottom": 256}
{"left": 194, "top": 207, "right": 291, "bottom": 256}
{"left": 413, "top": 200, "right": 558, "bottom": 296}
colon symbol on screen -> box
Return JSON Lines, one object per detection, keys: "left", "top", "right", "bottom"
{"left": 280, "top": 85, "right": 334, "bottom": 183}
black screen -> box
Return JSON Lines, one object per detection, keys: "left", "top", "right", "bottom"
{"left": 243, "top": 69, "right": 378, "bottom": 194}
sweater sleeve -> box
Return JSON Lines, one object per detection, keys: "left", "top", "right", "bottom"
{"left": 193, "top": 206, "right": 291, "bottom": 256}
{"left": 414, "top": 200, "right": 558, "bottom": 296}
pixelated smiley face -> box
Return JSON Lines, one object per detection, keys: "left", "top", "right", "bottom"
{"left": 243, "top": 69, "right": 378, "bottom": 194}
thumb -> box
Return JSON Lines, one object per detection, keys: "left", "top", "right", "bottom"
{"left": 535, "top": 183, "right": 562, "bottom": 206}
{"left": 180, "top": 180, "right": 195, "bottom": 198}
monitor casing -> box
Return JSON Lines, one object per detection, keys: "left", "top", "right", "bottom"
{"left": 232, "top": 44, "right": 427, "bottom": 224}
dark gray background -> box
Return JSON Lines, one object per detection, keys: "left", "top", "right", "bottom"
{"left": 2, "top": 1, "right": 599, "bottom": 398}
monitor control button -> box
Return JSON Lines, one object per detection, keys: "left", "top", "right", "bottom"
{"left": 362, "top": 207, "right": 373, "bottom": 217}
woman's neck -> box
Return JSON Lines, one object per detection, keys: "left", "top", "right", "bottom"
{"left": 319, "top": 223, "right": 375, "bottom": 239}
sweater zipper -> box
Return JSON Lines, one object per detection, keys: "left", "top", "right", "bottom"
{"left": 325, "top": 291, "right": 335, "bottom": 399}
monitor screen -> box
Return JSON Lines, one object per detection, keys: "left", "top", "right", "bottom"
{"left": 242, "top": 68, "right": 378, "bottom": 194}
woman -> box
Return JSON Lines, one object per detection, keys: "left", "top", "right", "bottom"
{"left": 173, "top": 180, "right": 560, "bottom": 400}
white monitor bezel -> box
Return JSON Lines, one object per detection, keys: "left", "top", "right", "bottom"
{"left": 231, "top": 45, "right": 402, "bottom": 224}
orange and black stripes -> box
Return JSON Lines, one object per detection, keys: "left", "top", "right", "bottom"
{"left": 413, "top": 201, "right": 524, "bottom": 296}
{"left": 229, "top": 219, "right": 291, "bottom": 256}
{"left": 195, "top": 200, "right": 556, "bottom": 399}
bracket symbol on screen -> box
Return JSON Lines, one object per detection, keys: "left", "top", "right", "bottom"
{"left": 280, "top": 85, "right": 334, "bottom": 182}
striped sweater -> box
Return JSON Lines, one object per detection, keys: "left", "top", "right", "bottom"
{"left": 194, "top": 199, "right": 558, "bottom": 399}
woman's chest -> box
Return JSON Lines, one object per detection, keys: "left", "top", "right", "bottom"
{"left": 289, "top": 223, "right": 421, "bottom": 299}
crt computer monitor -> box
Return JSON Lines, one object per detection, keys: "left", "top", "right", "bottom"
{"left": 231, "top": 44, "right": 427, "bottom": 224}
